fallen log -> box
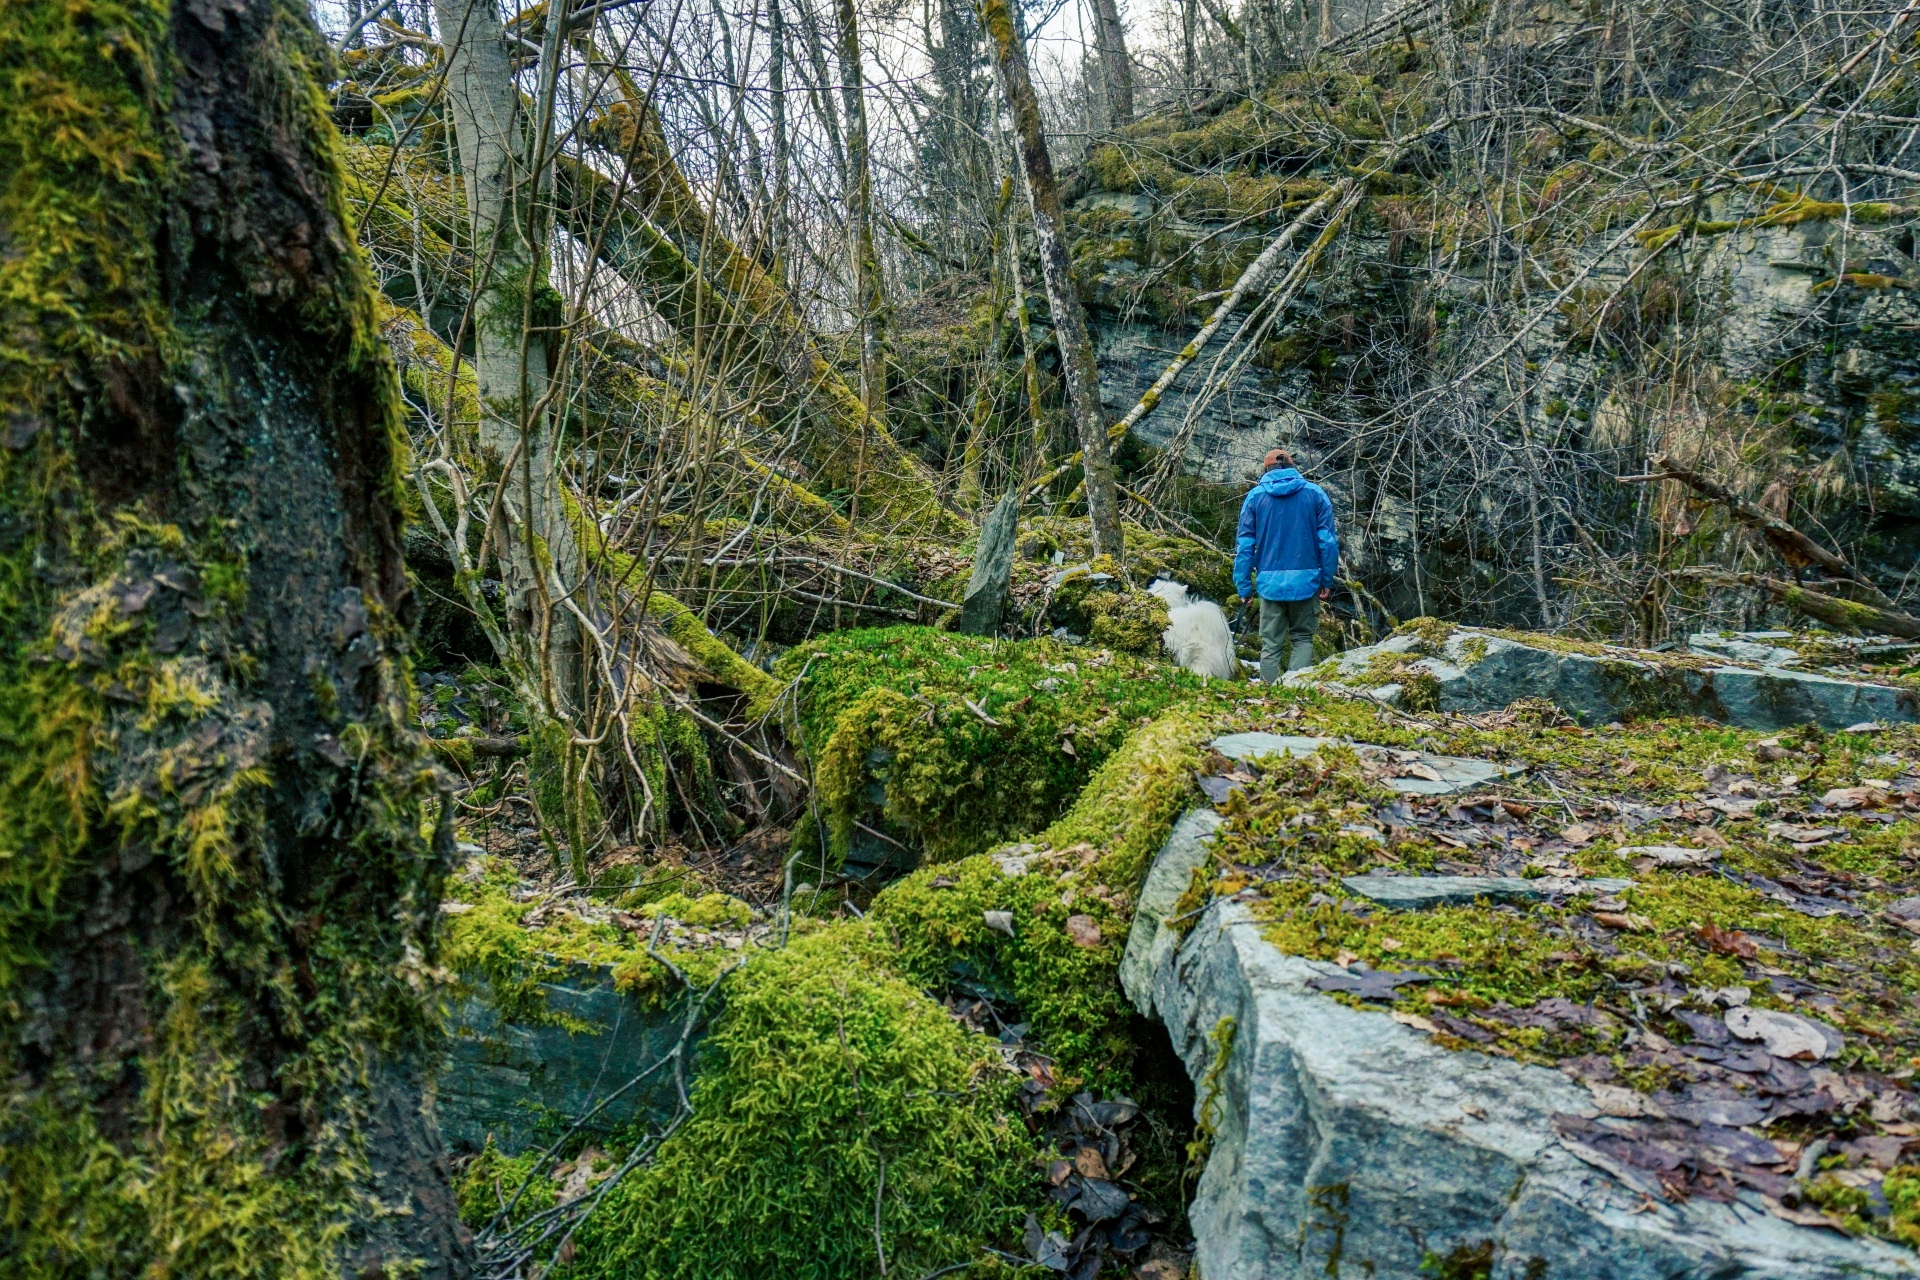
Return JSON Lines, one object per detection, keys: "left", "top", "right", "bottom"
{"left": 1619, "top": 457, "right": 1895, "bottom": 608}
{"left": 1670, "top": 568, "right": 1920, "bottom": 640}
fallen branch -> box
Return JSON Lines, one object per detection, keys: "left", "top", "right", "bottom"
{"left": 1109, "top": 177, "right": 1358, "bottom": 440}
{"left": 1669, "top": 568, "right": 1920, "bottom": 640}
{"left": 1619, "top": 456, "right": 1894, "bottom": 608}
{"left": 1028, "top": 171, "right": 1377, "bottom": 501}
{"left": 962, "top": 696, "right": 1003, "bottom": 726}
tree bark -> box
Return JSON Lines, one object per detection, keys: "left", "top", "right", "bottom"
{"left": 979, "top": 0, "right": 1125, "bottom": 563}
{"left": 0, "top": 0, "right": 467, "bottom": 1272}
{"left": 768, "top": 0, "right": 794, "bottom": 284}
{"left": 431, "top": 0, "right": 585, "bottom": 712}
{"left": 1086, "top": 0, "right": 1135, "bottom": 126}
{"left": 836, "top": 0, "right": 890, "bottom": 428}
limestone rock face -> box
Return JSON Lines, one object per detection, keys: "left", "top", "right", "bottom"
{"left": 1286, "top": 625, "right": 1917, "bottom": 729}
{"left": 1121, "top": 814, "right": 1920, "bottom": 1279}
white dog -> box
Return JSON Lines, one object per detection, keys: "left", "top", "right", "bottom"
{"left": 1146, "top": 579, "right": 1239, "bottom": 680}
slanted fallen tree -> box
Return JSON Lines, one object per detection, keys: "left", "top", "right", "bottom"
{"left": 566, "top": 76, "right": 962, "bottom": 536}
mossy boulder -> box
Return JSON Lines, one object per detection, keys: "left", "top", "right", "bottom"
{"left": 1047, "top": 557, "right": 1171, "bottom": 655}
{"left": 564, "top": 924, "right": 1032, "bottom": 1280}
{"left": 781, "top": 628, "right": 1210, "bottom": 869}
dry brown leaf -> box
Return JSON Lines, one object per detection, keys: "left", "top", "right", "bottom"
{"left": 1592, "top": 911, "right": 1655, "bottom": 932}
{"left": 1065, "top": 914, "right": 1103, "bottom": 948}
{"left": 1698, "top": 922, "right": 1758, "bottom": 958}
{"left": 1074, "top": 1146, "right": 1109, "bottom": 1179}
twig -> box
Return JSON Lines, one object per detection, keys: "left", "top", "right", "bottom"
{"left": 962, "top": 696, "right": 1003, "bottom": 726}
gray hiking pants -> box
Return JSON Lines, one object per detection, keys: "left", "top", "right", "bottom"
{"left": 1259, "top": 596, "right": 1319, "bottom": 684}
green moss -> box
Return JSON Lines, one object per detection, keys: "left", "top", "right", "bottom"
{"left": 1884, "top": 1167, "right": 1920, "bottom": 1248}
{"left": 568, "top": 924, "right": 1031, "bottom": 1280}
{"left": 438, "top": 854, "right": 731, "bottom": 1019}
{"left": 870, "top": 706, "right": 1221, "bottom": 1080}
{"left": 456, "top": 1141, "right": 558, "bottom": 1232}
{"left": 1016, "top": 516, "right": 1236, "bottom": 607}
{"left": 1186, "top": 1015, "right": 1237, "bottom": 1170}
{"left": 1393, "top": 616, "right": 1457, "bottom": 653}
{"left": 1165, "top": 714, "right": 1920, "bottom": 1080}
{"left": 784, "top": 628, "right": 1209, "bottom": 865}
{"left": 1052, "top": 558, "right": 1171, "bottom": 655}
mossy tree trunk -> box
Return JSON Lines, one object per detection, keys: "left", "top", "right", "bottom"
{"left": 0, "top": 0, "right": 469, "bottom": 1273}
{"left": 979, "top": 0, "right": 1125, "bottom": 565}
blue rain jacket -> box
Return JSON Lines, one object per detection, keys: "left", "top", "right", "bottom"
{"left": 1233, "top": 468, "right": 1340, "bottom": 601}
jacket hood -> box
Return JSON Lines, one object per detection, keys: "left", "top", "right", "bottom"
{"left": 1257, "top": 467, "right": 1307, "bottom": 497}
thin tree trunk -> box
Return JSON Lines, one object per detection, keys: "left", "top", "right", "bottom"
{"left": 431, "top": 0, "right": 584, "bottom": 714}
{"left": 1182, "top": 0, "right": 1198, "bottom": 110}
{"left": 0, "top": 0, "right": 467, "bottom": 1271}
{"left": 837, "top": 0, "right": 890, "bottom": 426}
{"left": 769, "top": 0, "right": 794, "bottom": 284}
{"left": 979, "top": 0, "right": 1124, "bottom": 563}
{"left": 1087, "top": 0, "right": 1135, "bottom": 126}
{"left": 797, "top": 0, "right": 848, "bottom": 178}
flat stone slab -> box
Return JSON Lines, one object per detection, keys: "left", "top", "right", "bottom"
{"left": 1689, "top": 631, "right": 1803, "bottom": 666}
{"left": 1286, "top": 627, "right": 1917, "bottom": 730}
{"left": 438, "top": 962, "right": 689, "bottom": 1154}
{"left": 1211, "top": 731, "right": 1521, "bottom": 796}
{"left": 1341, "top": 872, "right": 1637, "bottom": 909}
{"left": 1121, "top": 812, "right": 1920, "bottom": 1279}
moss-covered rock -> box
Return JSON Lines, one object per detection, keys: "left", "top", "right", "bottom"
{"left": 1047, "top": 557, "right": 1171, "bottom": 656}
{"left": 870, "top": 706, "right": 1222, "bottom": 1082}
{"left": 565, "top": 924, "right": 1032, "bottom": 1280}
{"left": 783, "top": 628, "right": 1210, "bottom": 866}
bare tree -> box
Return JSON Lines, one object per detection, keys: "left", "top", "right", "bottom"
{"left": 981, "top": 0, "right": 1126, "bottom": 562}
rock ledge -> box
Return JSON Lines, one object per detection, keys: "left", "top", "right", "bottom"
{"left": 1122, "top": 811, "right": 1920, "bottom": 1279}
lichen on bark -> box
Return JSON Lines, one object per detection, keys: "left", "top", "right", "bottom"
{"left": 0, "top": 0, "right": 469, "bottom": 1272}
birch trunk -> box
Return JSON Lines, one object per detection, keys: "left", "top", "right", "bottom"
{"left": 431, "top": 0, "right": 584, "bottom": 712}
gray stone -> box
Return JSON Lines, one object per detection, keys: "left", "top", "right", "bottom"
{"left": 437, "top": 962, "right": 691, "bottom": 1154}
{"left": 953, "top": 490, "right": 1020, "bottom": 635}
{"left": 1689, "top": 631, "right": 1803, "bottom": 666}
{"left": 1288, "top": 626, "right": 1917, "bottom": 730}
{"left": 1341, "top": 873, "right": 1636, "bottom": 909}
{"left": 1210, "top": 731, "right": 1522, "bottom": 795}
{"left": 1121, "top": 819, "right": 1920, "bottom": 1278}
{"left": 1120, "top": 808, "right": 1224, "bottom": 1017}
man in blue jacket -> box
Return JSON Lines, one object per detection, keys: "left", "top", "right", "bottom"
{"left": 1234, "top": 449, "right": 1340, "bottom": 682}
